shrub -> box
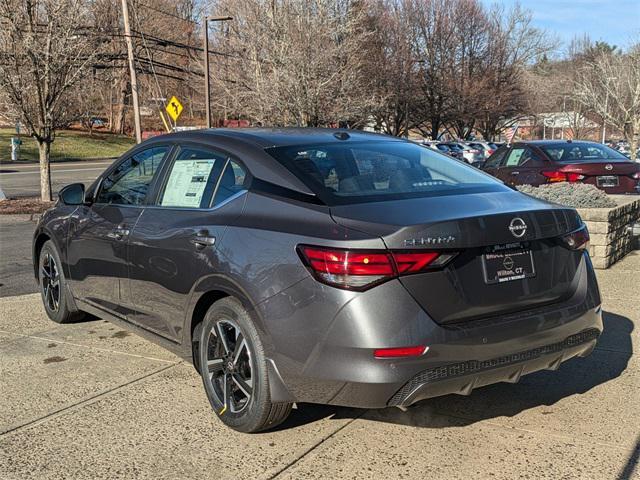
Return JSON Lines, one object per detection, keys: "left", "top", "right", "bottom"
{"left": 516, "top": 183, "right": 616, "bottom": 208}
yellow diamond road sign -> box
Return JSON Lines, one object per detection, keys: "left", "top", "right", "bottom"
{"left": 165, "top": 96, "right": 183, "bottom": 122}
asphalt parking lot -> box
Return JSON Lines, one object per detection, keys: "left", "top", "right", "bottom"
{"left": 0, "top": 219, "right": 638, "bottom": 479}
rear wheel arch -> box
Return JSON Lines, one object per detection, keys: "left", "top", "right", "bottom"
{"left": 33, "top": 231, "right": 53, "bottom": 283}
{"left": 188, "top": 281, "right": 261, "bottom": 373}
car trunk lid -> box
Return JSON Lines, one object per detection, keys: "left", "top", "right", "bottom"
{"left": 330, "top": 191, "right": 585, "bottom": 324}
{"left": 557, "top": 161, "right": 640, "bottom": 193}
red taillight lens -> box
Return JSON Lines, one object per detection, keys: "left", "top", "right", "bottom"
{"left": 374, "top": 346, "right": 427, "bottom": 359}
{"left": 542, "top": 171, "right": 585, "bottom": 183}
{"left": 393, "top": 252, "right": 440, "bottom": 273}
{"left": 298, "top": 246, "right": 453, "bottom": 290}
{"left": 560, "top": 225, "right": 590, "bottom": 251}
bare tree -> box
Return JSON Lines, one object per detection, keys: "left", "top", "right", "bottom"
{"left": 359, "top": 1, "right": 415, "bottom": 136}
{"left": 208, "top": 0, "right": 374, "bottom": 128}
{"left": 573, "top": 45, "right": 640, "bottom": 159}
{"left": 0, "top": 0, "right": 100, "bottom": 200}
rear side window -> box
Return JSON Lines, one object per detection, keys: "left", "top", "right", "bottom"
{"left": 266, "top": 140, "right": 506, "bottom": 205}
{"left": 97, "top": 146, "right": 168, "bottom": 205}
{"left": 159, "top": 147, "right": 226, "bottom": 208}
{"left": 212, "top": 160, "right": 247, "bottom": 206}
{"left": 541, "top": 143, "right": 629, "bottom": 162}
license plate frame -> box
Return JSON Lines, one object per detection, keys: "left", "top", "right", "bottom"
{"left": 597, "top": 175, "right": 619, "bottom": 187}
{"left": 482, "top": 247, "right": 536, "bottom": 284}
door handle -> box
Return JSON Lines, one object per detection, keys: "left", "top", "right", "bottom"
{"left": 113, "top": 228, "right": 130, "bottom": 241}
{"left": 510, "top": 171, "right": 520, "bottom": 176}
{"left": 191, "top": 230, "right": 216, "bottom": 250}
{"left": 108, "top": 225, "right": 130, "bottom": 241}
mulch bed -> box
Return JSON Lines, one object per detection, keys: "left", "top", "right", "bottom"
{"left": 0, "top": 197, "right": 54, "bottom": 215}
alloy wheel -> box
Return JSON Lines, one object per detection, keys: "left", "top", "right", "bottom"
{"left": 41, "top": 252, "right": 60, "bottom": 312}
{"left": 206, "top": 319, "right": 253, "bottom": 414}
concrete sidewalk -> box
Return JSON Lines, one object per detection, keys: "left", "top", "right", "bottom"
{"left": 0, "top": 253, "right": 638, "bottom": 479}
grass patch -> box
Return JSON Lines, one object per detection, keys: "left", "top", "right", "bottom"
{"left": 0, "top": 128, "right": 135, "bottom": 162}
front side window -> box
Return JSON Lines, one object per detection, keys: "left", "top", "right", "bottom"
{"left": 159, "top": 147, "right": 226, "bottom": 208}
{"left": 266, "top": 140, "right": 506, "bottom": 205}
{"left": 504, "top": 147, "right": 539, "bottom": 167}
{"left": 97, "top": 146, "right": 168, "bottom": 205}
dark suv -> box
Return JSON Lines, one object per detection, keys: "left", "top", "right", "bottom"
{"left": 34, "top": 129, "right": 602, "bottom": 432}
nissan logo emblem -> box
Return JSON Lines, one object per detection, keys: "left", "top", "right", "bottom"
{"left": 509, "top": 217, "right": 527, "bottom": 238}
{"left": 503, "top": 256, "right": 515, "bottom": 270}
{"left": 605, "top": 164, "right": 613, "bottom": 171}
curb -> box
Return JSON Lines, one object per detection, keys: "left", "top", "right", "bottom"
{"left": 0, "top": 156, "right": 118, "bottom": 165}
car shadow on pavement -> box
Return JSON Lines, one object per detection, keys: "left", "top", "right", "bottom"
{"left": 281, "top": 310, "right": 633, "bottom": 430}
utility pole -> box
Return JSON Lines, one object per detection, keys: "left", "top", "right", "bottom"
{"left": 121, "top": 0, "right": 142, "bottom": 143}
{"left": 203, "top": 16, "right": 233, "bottom": 129}
{"left": 602, "top": 90, "right": 609, "bottom": 144}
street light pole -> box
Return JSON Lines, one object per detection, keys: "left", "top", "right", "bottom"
{"left": 203, "top": 16, "right": 233, "bottom": 129}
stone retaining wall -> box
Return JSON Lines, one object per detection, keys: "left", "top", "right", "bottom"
{"left": 577, "top": 198, "right": 640, "bottom": 269}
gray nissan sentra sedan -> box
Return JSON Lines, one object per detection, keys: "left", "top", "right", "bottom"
{"left": 33, "top": 128, "right": 602, "bottom": 432}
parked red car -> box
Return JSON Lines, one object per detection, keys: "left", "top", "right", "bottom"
{"left": 482, "top": 140, "right": 640, "bottom": 194}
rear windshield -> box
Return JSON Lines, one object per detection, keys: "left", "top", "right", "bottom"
{"left": 541, "top": 143, "right": 630, "bottom": 163}
{"left": 265, "top": 140, "right": 506, "bottom": 205}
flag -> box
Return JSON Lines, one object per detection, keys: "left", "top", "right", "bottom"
{"left": 505, "top": 124, "right": 519, "bottom": 144}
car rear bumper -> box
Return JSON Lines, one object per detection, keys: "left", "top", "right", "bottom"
{"left": 316, "top": 303, "right": 602, "bottom": 409}
{"left": 262, "top": 271, "right": 602, "bottom": 408}
{"left": 387, "top": 326, "right": 599, "bottom": 408}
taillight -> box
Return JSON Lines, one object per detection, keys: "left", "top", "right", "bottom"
{"left": 560, "top": 225, "right": 590, "bottom": 251}
{"left": 542, "top": 171, "right": 585, "bottom": 183}
{"left": 297, "top": 245, "right": 454, "bottom": 290}
{"left": 374, "top": 346, "right": 428, "bottom": 359}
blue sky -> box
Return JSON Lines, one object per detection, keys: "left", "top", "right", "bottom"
{"left": 482, "top": 0, "right": 639, "bottom": 52}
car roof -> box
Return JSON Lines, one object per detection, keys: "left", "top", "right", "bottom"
{"left": 514, "top": 140, "right": 601, "bottom": 146}
{"left": 132, "top": 128, "right": 407, "bottom": 198}
{"left": 154, "top": 127, "right": 402, "bottom": 148}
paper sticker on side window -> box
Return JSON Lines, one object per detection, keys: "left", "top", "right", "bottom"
{"left": 161, "top": 159, "right": 217, "bottom": 208}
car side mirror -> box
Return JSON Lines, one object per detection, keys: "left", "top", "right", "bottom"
{"left": 59, "top": 183, "right": 85, "bottom": 206}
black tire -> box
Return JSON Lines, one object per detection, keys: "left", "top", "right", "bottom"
{"left": 39, "top": 240, "right": 85, "bottom": 324}
{"left": 199, "top": 297, "right": 292, "bottom": 433}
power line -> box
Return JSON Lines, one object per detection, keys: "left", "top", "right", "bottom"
{"left": 136, "top": 1, "right": 198, "bottom": 25}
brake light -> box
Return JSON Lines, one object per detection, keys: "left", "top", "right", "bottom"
{"left": 542, "top": 171, "right": 585, "bottom": 183}
{"left": 374, "top": 346, "right": 428, "bottom": 359}
{"left": 560, "top": 225, "right": 590, "bottom": 251}
{"left": 297, "top": 246, "right": 454, "bottom": 290}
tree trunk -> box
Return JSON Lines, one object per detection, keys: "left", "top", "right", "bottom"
{"left": 626, "top": 123, "right": 637, "bottom": 162}
{"left": 38, "top": 141, "right": 52, "bottom": 202}
{"left": 113, "top": 79, "right": 128, "bottom": 134}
